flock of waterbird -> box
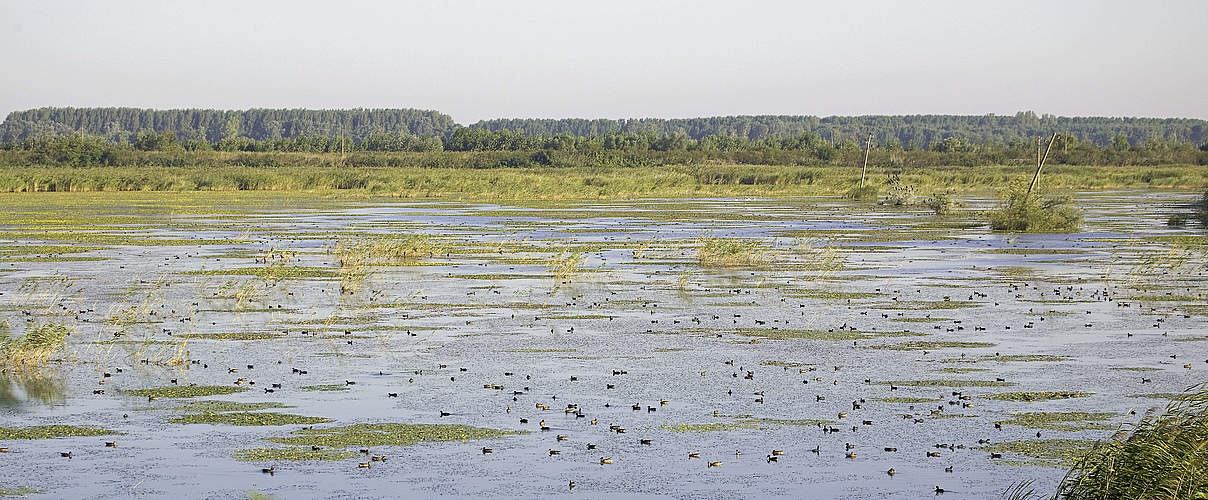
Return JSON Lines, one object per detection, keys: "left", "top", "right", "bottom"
{"left": 9, "top": 262, "right": 1196, "bottom": 498}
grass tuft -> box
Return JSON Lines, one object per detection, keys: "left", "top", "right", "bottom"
{"left": 697, "top": 237, "right": 769, "bottom": 268}
{"left": 0, "top": 323, "right": 70, "bottom": 368}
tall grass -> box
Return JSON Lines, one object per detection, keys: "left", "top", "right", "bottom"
{"left": 0, "top": 323, "right": 71, "bottom": 368}
{"left": 333, "top": 234, "right": 446, "bottom": 268}
{"left": 1053, "top": 387, "right": 1207, "bottom": 500}
{"left": 548, "top": 251, "right": 585, "bottom": 282}
{"left": 1007, "top": 386, "right": 1208, "bottom": 500}
{"left": 697, "top": 237, "right": 769, "bottom": 268}
{"left": 0, "top": 164, "right": 1204, "bottom": 198}
{"left": 332, "top": 234, "right": 447, "bottom": 292}
{"left": 989, "top": 185, "right": 1082, "bottom": 233}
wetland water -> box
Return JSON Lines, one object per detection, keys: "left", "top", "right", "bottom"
{"left": 0, "top": 192, "right": 1205, "bottom": 499}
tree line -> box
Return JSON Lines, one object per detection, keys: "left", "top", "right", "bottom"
{"left": 3, "top": 108, "right": 1206, "bottom": 151}
{"left": 0, "top": 108, "right": 456, "bottom": 144}
{"left": 2, "top": 130, "right": 1204, "bottom": 169}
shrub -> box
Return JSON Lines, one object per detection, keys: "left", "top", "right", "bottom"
{"left": 927, "top": 192, "right": 960, "bottom": 215}
{"left": 989, "top": 186, "right": 1081, "bottom": 233}
{"left": 881, "top": 174, "right": 919, "bottom": 206}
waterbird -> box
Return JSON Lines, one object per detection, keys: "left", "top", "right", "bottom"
{"left": 599, "top": 457, "right": 612, "bottom": 464}
{"left": 887, "top": 468, "right": 896, "bottom": 476}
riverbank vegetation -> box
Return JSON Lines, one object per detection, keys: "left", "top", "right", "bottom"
{"left": 0, "top": 163, "right": 1203, "bottom": 198}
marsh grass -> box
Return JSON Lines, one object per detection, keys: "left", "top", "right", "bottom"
{"left": 333, "top": 234, "right": 448, "bottom": 292}
{"left": 1013, "top": 387, "right": 1208, "bottom": 499}
{"left": 0, "top": 323, "right": 70, "bottom": 368}
{"left": 844, "top": 185, "right": 880, "bottom": 201}
{"left": 548, "top": 251, "right": 585, "bottom": 282}
{"left": 697, "top": 237, "right": 769, "bottom": 268}
{"left": 989, "top": 185, "right": 1082, "bottom": 233}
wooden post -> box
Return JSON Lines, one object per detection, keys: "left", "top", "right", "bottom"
{"left": 859, "top": 133, "right": 872, "bottom": 188}
{"left": 1027, "top": 133, "right": 1057, "bottom": 196}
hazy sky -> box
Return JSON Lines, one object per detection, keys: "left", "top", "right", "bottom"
{"left": 2, "top": 0, "right": 1205, "bottom": 123}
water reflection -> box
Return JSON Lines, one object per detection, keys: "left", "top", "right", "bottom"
{"left": 0, "top": 369, "right": 66, "bottom": 407}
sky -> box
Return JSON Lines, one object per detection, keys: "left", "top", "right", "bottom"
{"left": 1, "top": 0, "right": 1205, "bottom": 123}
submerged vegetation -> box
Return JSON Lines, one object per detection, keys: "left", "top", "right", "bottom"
{"left": 262, "top": 423, "right": 525, "bottom": 450}
{"left": 983, "top": 391, "right": 1093, "bottom": 402}
{"left": 0, "top": 425, "right": 118, "bottom": 440}
{"left": 123, "top": 385, "right": 248, "bottom": 399}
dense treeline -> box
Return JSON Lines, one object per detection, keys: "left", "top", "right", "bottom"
{"left": 4, "top": 108, "right": 1207, "bottom": 151}
{"left": 470, "top": 113, "right": 1208, "bottom": 149}
{"left": 0, "top": 108, "right": 456, "bottom": 143}
{"left": 2, "top": 131, "right": 1205, "bottom": 169}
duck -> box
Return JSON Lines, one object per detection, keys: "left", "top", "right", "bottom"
{"left": 481, "top": 447, "right": 493, "bottom": 454}
{"left": 688, "top": 452, "right": 700, "bottom": 459}
{"left": 887, "top": 468, "right": 896, "bottom": 476}
{"left": 261, "top": 467, "right": 274, "bottom": 474}
{"left": 708, "top": 461, "right": 723, "bottom": 468}
{"left": 599, "top": 457, "right": 613, "bottom": 464}
{"left": 548, "top": 449, "right": 560, "bottom": 456}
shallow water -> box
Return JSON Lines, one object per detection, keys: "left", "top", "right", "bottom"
{"left": 0, "top": 192, "right": 1205, "bottom": 499}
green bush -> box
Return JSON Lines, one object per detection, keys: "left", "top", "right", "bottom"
{"left": 989, "top": 186, "right": 1081, "bottom": 233}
